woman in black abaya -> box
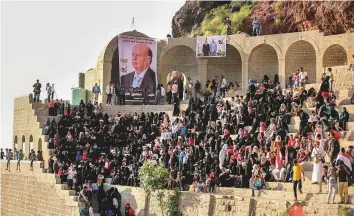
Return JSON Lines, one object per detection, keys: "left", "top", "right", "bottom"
{"left": 173, "top": 94, "right": 180, "bottom": 116}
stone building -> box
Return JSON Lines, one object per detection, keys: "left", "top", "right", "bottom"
{"left": 80, "top": 30, "right": 353, "bottom": 104}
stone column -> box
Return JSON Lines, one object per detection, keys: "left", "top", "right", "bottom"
{"left": 197, "top": 59, "right": 208, "bottom": 87}
{"left": 278, "top": 58, "right": 286, "bottom": 89}
{"left": 78, "top": 73, "right": 85, "bottom": 88}
{"left": 242, "top": 60, "right": 249, "bottom": 95}
{"left": 316, "top": 53, "right": 323, "bottom": 83}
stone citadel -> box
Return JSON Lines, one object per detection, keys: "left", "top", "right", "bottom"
{"left": 2, "top": 29, "right": 354, "bottom": 216}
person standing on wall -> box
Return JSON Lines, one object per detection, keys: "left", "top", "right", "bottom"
{"left": 327, "top": 68, "right": 334, "bottom": 91}
{"left": 106, "top": 82, "right": 112, "bottom": 105}
{"left": 211, "top": 76, "right": 218, "bottom": 98}
{"left": 252, "top": 17, "right": 261, "bottom": 36}
{"left": 119, "top": 84, "right": 126, "bottom": 105}
{"left": 111, "top": 82, "right": 117, "bottom": 105}
{"left": 92, "top": 83, "right": 101, "bottom": 103}
{"left": 160, "top": 84, "right": 166, "bottom": 105}
{"left": 225, "top": 18, "right": 232, "bottom": 35}
{"left": 51, "top": 84, "right": 55, "bottom": 100}
{"left": 46, "top": 83, "right": 52, "bottom": 102}
{"left": 16, "top": 149, "right": 24, "bottom": 171}
{"left": 0, "top": 148, "right": 4, "bottom": 160}
{"left": 220, "top": 75, "right": 227, "bottom": 98}
{"left": 29, "top": 149, "right": 36, "bottom": 171}
{"left": 5, "top": 149, "right": 13, "bottom": 172}
{"left": 33, "top": 79, "right": 42, "bottom": 103}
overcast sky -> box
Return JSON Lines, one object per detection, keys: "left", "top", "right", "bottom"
{"left": 1, "top": 1, "right": 185, "bottom": 148}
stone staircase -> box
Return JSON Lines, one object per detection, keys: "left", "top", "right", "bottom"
{"left": 302, "top": 66, "right": 354, "bottom": 148}
{"left": 1, "top": 161, "right": 81, "bottom": 216}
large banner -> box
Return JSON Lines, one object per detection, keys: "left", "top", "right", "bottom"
{"left": 196, "top": 35, "right": 226, "bottom": 58}
{"left": 118, "top": 35, "right": 157, "bottom": 102}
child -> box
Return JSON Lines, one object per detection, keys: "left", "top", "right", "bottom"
{"left": 326, "top": 163, "right": 338, "bottom": 204}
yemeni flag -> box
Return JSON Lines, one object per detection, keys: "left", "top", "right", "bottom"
{"left": 276, "top": 146, "right": 283, "bottom": 169}
{"left": 336, "top": 155, "right": 353, "bottom": 171}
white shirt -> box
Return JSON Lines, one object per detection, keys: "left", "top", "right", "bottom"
{"left": 132, "top": 68, "right": 148, "bottom": 88}
{"left": 106, "top": 85, "right": 111, "bottom": 94}
{"left": 299, "top": 72, "right": 307, "bottom": 80}
{"left": 210, "top": 42, "right": 217, "bottom": 53}
{"left": 221, "top": 78, "right": 227, "bottom": 88}
{"left": 160, "top": 87, "right": 166, "bottom": 97}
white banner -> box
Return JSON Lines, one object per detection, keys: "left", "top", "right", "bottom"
{"left": 196, "top": 35, "right": 226, "bottom": 58}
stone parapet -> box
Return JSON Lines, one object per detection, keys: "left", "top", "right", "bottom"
{"left": 103, "top": 184, "right": 354, "bottom": 216}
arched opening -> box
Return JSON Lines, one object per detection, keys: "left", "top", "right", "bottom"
{"left": 38, "top": 138, "right": 43, "bottom": 151}
{"left": 161, "top": 46, "right": 198, "bottom": 86}
{"left": 14, "top": 136, "right": 18, "bottom": 150}
{"left": 323, "top": 44, "right": 347, "bottom": 67}
{"left": 248, "top": 44, "right": 279, "bottom": 84}
{"left": 285, "top": 40, "right": 316, "bottom": 83}
{"left": 111, "top": 48, "right": 120, "bottom": 85}
{"left": 207, "top": 44, "right": 242, "bottom": 87}
{"left": 29, "top": 135, "right": 34, "bottom": 154}
{"left": 22, "top": 135, "right": 26, "bottom": 158}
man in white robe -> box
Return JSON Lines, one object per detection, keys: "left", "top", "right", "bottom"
{"left": 311, "top": 142, "right": 325, "bottom": 193}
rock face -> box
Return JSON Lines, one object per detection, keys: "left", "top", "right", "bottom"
{"left": 171, "top": 0, "right": 354, "bottom": 37}
{"left": 172, "top": 1, "right": 229, "bottom": 38}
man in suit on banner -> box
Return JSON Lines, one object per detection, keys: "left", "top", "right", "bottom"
{"left": 120, "top": 43, "right": 157, "bottom": 94}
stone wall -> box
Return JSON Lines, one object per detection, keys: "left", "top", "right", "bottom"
{"left": 102, "top": 104, "right": 189, "bottom": 117}
{"left": 88, "top": 30, "right": 353, "bottom": 104}
{"left": 12, "top": 95, "right": 50, "bottom": 166}
{"left": 1, "top": 161, "right": 79, "bottom": 216}
{"left": 103, "top": 184, "right": 354, "bottom": 216}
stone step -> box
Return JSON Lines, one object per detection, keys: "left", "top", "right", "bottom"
{"left": 212, "top": 187, "right": 354, "bottom": 204}
{"left": 266, "top": 182, "right": 354, "bottom": 194}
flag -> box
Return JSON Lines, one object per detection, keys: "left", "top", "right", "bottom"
{"left": 336, "top": 155, "right": 352, "bottom": 171}
{"left": 276, "top": 146, "right": 283, "bottom": 169}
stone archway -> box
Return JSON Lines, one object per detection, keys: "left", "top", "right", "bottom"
{"left": 285, "top": 40, "right": 316, "bottom": 83}
{"left": 22, "top": 135, "right": 26, "bottom": 157}
{"left": 207, "top": 44, "right": 242, "bottom": 86}
{"left": 29, "top": 135, "right": 34, "bottom": 154}
{"left": 14, "top": 136, "right": 18, "bottom": 150}
{"left": 161, "top": 46, "right": 198, "bottom": 86}
{"left": 111, "top": 48, "right": 120, "bottom": 85}
{"left": 323, "top": 44, "right": 347, "bottom": 67}
{"left": 248, "top": 44, "right": 279, "bottom": 83}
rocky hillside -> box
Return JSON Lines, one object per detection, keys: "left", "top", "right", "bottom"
{"left": 171, "top": 0, "right": 354, "bottom": 37}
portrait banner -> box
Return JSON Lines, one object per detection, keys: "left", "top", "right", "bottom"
{"left": 118, "top": 35, "right": 158, "bottom": 102}
{"left": 196, "top": 35, "right": 226, "bottom": 58}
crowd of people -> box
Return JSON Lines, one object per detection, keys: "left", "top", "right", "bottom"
{"left": 36, "top": 66, "right": 353, "bottom": 216}
{"left": 1, "top": 65, "right": 351, "bottom": 215}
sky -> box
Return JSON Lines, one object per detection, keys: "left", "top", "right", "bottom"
{"left": 1, "top": 1, "right": 185, "bottom": 148}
